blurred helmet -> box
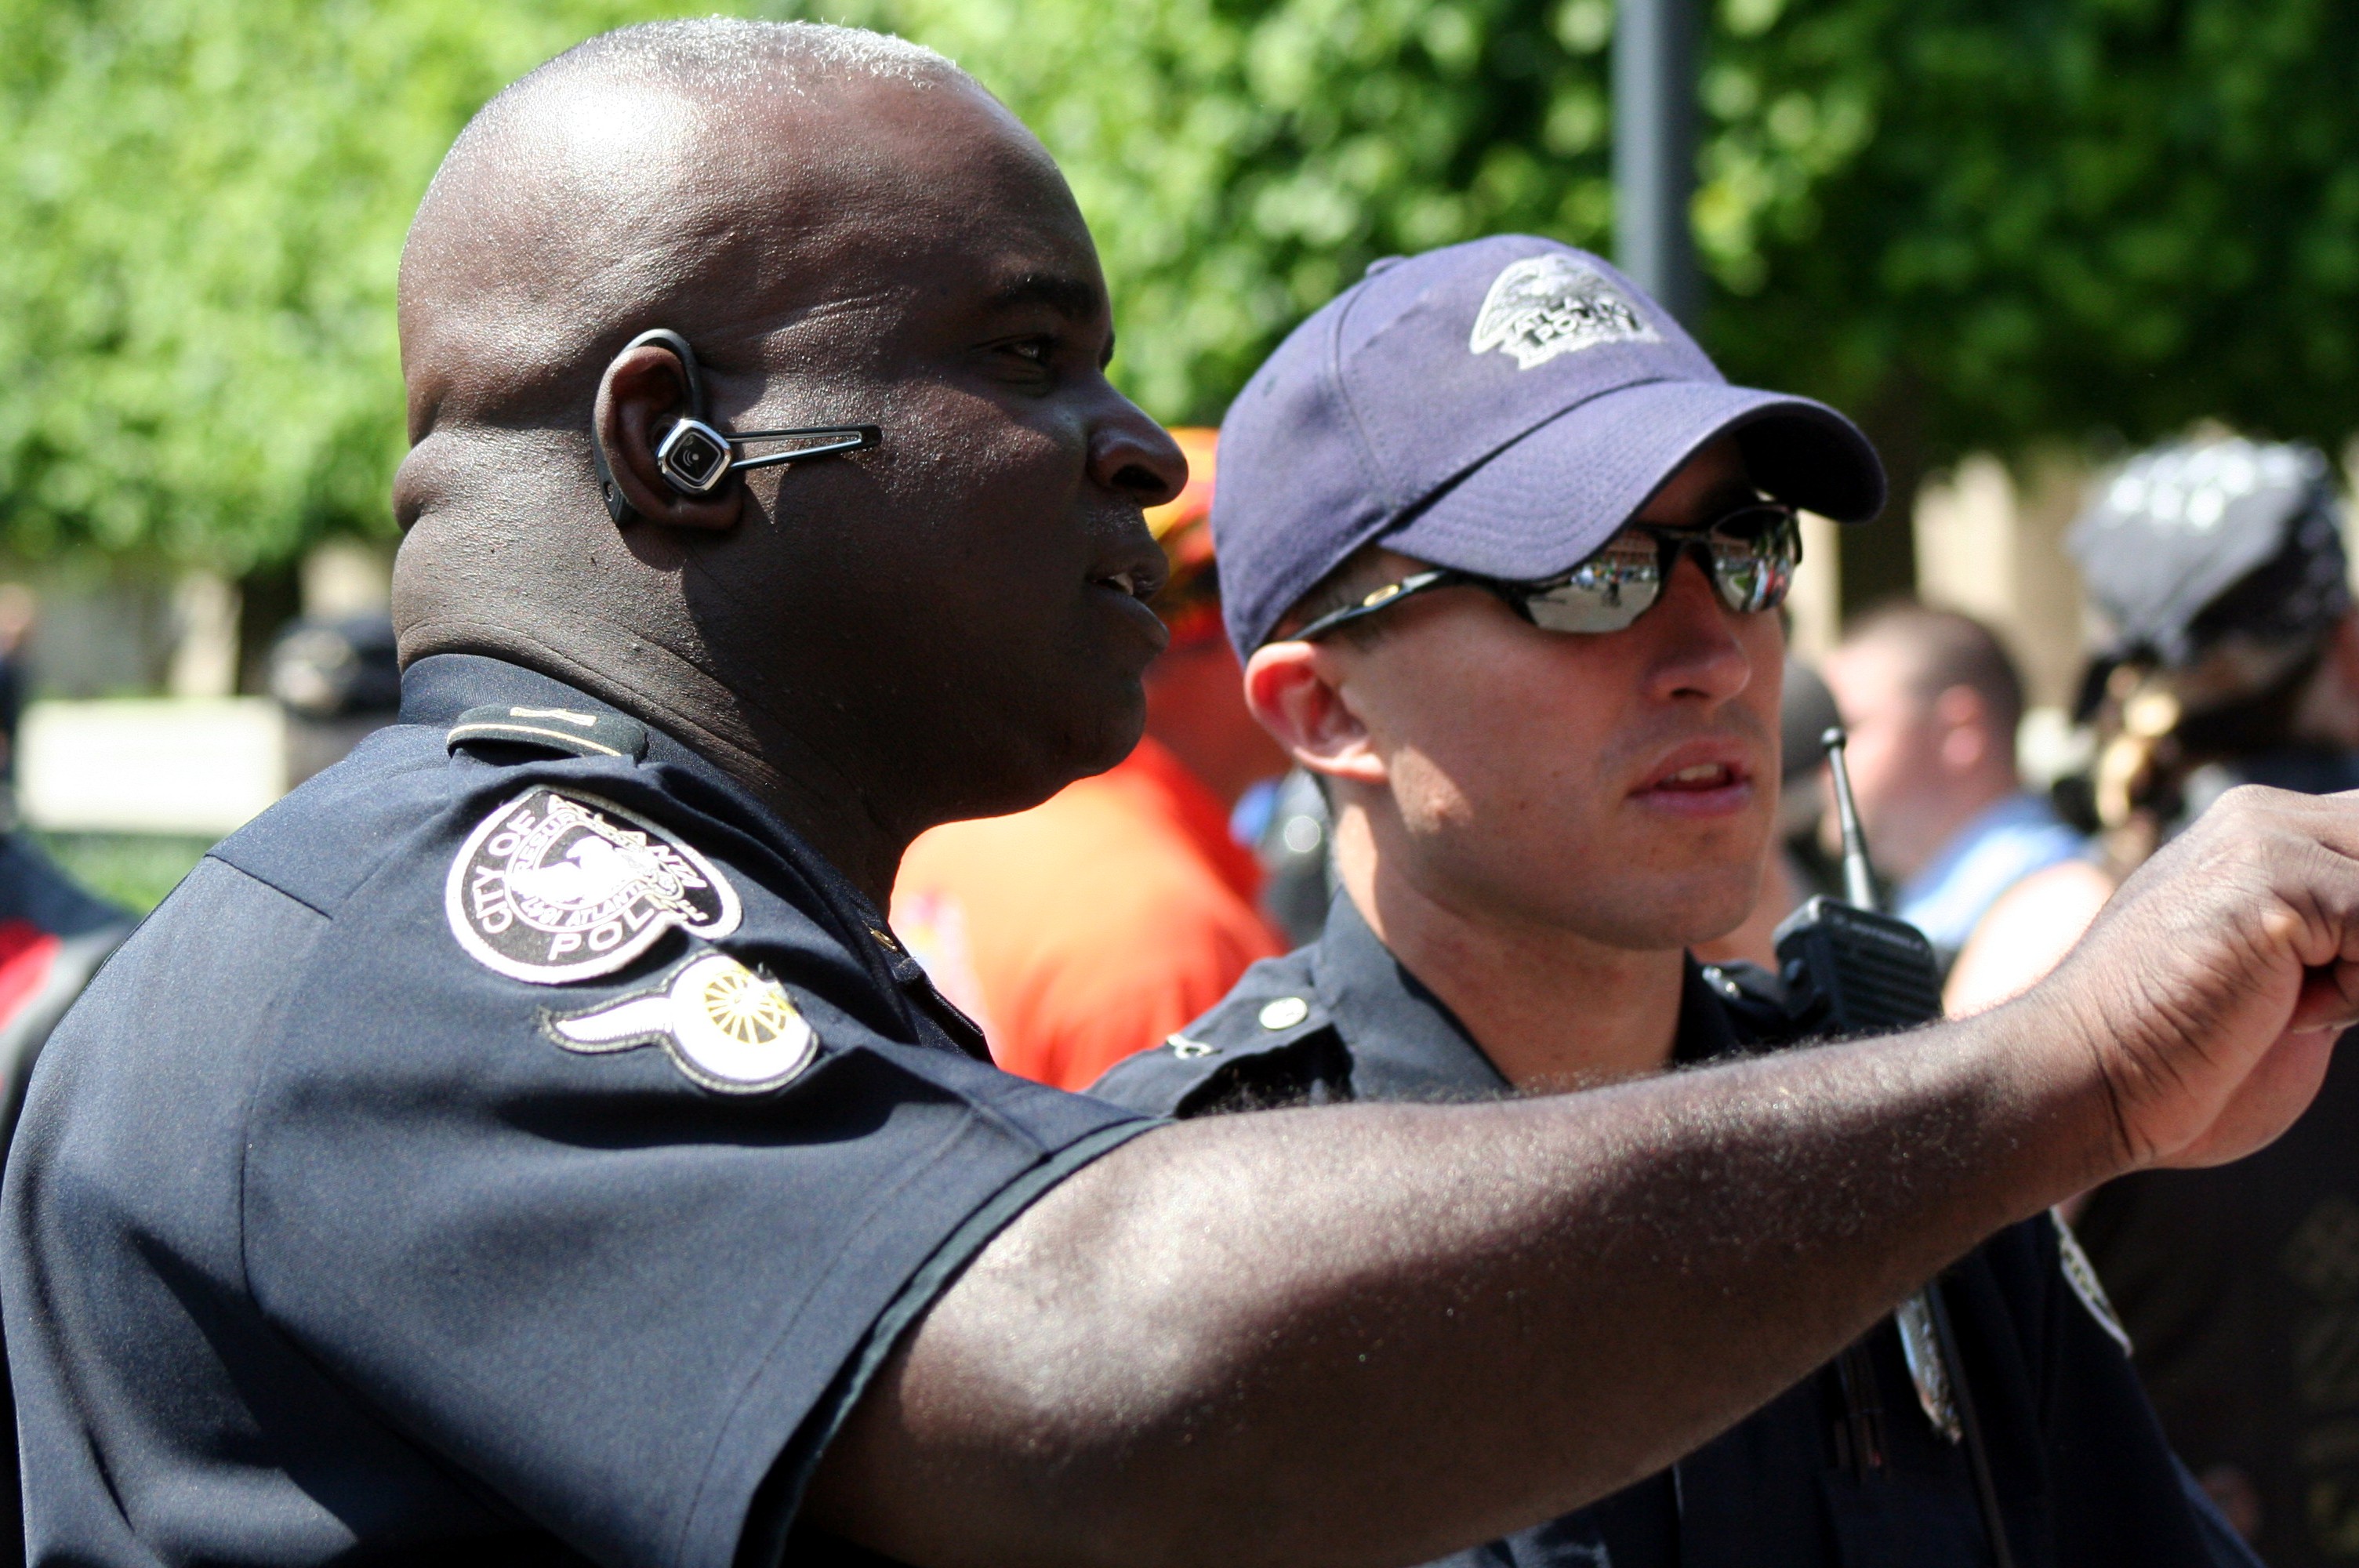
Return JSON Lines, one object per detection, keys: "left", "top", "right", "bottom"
{"left": 2071, "top": 436, "right": 2346, "bottom": 675}
{"left": 2066, "top": 434, "right": 2352, "bottom": 850}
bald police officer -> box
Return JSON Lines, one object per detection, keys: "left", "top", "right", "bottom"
{"left": 12, "top": 21, "right": 2359, "bottom": 1568}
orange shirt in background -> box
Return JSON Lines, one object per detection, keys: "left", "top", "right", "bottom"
{"left": 891, "top": 737, "right": 1287, "bottom": 1091}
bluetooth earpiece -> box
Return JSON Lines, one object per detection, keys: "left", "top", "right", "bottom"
{"left": 593, "top": 328, "right": 883, "bottom": 526}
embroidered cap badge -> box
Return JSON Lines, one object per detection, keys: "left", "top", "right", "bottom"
{"left": 544, "top": 951, "right": 818, "bottom": 1093}
{"left": 1469, "top": 253, "right": 1660, "bottom": 371}
{"left": 445, "top": 786, "right": 741, "bottom": 983}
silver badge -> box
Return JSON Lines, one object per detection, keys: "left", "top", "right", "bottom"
{"left": 2053, "top": 1209, "right": 2132, "bottom": 1352}
{"left": 543, "top": 951, "right": 817, "bottom": 1094}
{"left": 1894, "top": 1291, "right": 1963, "bottom": 1443}
{"left": 445, "top": 786, "right": 741, "bottom": 983}
{"left": 1469, "top": 254, "right": 1660, "bottom": 371}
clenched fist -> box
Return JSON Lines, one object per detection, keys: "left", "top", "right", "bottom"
{"left": 2009, "top": 784, "right": 2359, "bottom": 1174}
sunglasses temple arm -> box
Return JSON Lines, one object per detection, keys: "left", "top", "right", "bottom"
{"left": 1287, "top": 569, "right": 1464, "bottom": 642}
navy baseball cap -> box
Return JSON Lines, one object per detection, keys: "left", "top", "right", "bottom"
{"left": 1210, "top": 236, "right": 1886, "bottom": 654}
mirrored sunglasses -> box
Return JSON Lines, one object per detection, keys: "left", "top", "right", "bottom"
{"left": 1287, "top": 503, "right": 1802, "bottom": 644}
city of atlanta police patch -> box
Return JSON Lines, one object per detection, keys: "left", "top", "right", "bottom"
{"left": 445, "top": 786, "right": 741, "bottom": 984}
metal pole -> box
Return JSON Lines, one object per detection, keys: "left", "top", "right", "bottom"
{"left": 1613, "top": 0, "right": 1701, "bottom": 327}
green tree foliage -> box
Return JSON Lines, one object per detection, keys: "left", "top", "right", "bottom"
{"left": 1708, "top": 0, "right": 2359, "bottom": 472}
{"left": 842, "top": 0, "right": 1630, "bottom": 423}
{"left": 0, "top": 0, "right": 737, "bottom": 569}
{"left": 4, "top": 0, "right": 2357, "bottom": 568}
{"left": 869, "top": 0, "right": 2359, "bottom": 476}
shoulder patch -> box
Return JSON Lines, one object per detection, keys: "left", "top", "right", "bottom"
{"left": 445, "top": 786, "right": 741, "bottom": 983}
{"left": 2052, "top": 1209, "right": 2132, "bottom": 1353}
{"left": 543, "top": 950, "right": 816, "bottom": 1094}
{"left": 448, "top": 703, "right": 649, "bottom": 761}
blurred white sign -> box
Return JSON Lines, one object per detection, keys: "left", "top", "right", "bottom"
{"left": 20, "top": 699, "right": 285, "bottom": 836}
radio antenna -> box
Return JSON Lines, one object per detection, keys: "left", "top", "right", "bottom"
{"left": 1822, "top": 727, "right": 1878, "bottom": 912}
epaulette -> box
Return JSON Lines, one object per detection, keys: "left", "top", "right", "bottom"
{"left": 446, "top": 703, "right": 649, "bottom": 762}
{"left": 1697, "top": 959, "right": 1795, "bottom": 1047}
{"left": 1090, "top": 953, "right": 1336, "bottom": 1116}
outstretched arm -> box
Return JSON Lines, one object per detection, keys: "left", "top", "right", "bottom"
{"left": 808, "top": 787, "right": 2359, "bottom": 1568}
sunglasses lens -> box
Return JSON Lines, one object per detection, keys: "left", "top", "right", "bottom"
{"left": 1518, "top": 507, "right": 1799, "bottom": 632}
{"left": 1706, "top": 510, "right": 1799, "bottom": 614}
{"left": 1522, "top": 532, "right": 1663, "bottom": 633}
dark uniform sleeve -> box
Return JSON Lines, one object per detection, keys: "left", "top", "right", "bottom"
{"left": 217, "top": 758, "right": 1151, "bottom": 1567}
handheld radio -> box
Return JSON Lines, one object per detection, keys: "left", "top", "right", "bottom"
{"left": 1770, "top": 728, "right": 2018, "bottom": 1568}
{"left": 1771, "top": 728, "right": 1945, "bottom": 1034}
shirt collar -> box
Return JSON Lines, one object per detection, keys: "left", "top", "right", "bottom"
{"left": 1309, "top": 892, "right": 1743, "bottom": 1100}
{"left": 401, "top": 652, "right": 721, "bottom": 777}
{"left": 401, "top": 653, "right": 839, "bottom": 885}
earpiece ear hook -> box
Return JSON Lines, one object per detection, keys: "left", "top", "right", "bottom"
{"left": 592, "top": 327, "right": 883, "bottom": 526}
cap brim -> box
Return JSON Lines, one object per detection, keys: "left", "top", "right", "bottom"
{"left": 1382, "top": 379, "right": 1885, "bottom": 581}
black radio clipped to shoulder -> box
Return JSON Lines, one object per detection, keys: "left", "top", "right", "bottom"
{"left": 1775, "top": 895, "right": 1945, "bottom": 1036}
{"left": 1773, "top": 728, "right": 1945, "bottom": 1036}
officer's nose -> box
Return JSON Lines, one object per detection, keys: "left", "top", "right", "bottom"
{"left": 1639, "top": 551, "right": 1755, "bottom": 706}
{"left": 1090, "top": 397, "right": 1187, "bottom": 510}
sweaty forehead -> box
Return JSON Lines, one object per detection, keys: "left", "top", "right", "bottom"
{"left": 398, "top": 65, "right": 1092, "bottom": 423}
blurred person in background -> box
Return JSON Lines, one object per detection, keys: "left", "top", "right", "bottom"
{"left": 0, "top": 584, "right": 36, "bottom": 783}
{"left": 893, "top": 427, "right": 1289, "bottom": 1089}
{"left": 1246, "top": 764, "right": 1336, "bottom": 946}
{"left": 2016, "top": 435, "right": 2359, "bottom": 1563}
{"left": 1820, "top": 603, "right": 2090, "bottom": 982}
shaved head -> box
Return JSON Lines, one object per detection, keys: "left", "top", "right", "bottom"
{"left": 391, "top": 21, "right": 1185, "bottom": 899}
{"left": 397, "top": 21, "right": 968, "bottom": 436}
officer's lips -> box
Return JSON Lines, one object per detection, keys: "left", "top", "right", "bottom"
{"left": 1631, "top": 744, "right": 1756, "bottom": 818}
{"left": 1089, "top": 562, "right": 1170, "bottom": 653}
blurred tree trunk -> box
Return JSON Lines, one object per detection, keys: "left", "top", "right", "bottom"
{"left": 1842, "top": 375, "right": 1926, "bottom": 619}
{"left": 236, "top": 562, "right": 299, "bottom": 696}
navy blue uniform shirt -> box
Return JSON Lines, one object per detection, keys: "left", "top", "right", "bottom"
{"left": 1094, "top": 894, "right": 2259, "bottom": 1568}
{"left": 0, "top": 655, "right": 1153, "bottom": 1566}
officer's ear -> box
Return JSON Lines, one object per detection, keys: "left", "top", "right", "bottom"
{"left": 593, "top": 343, "right": 743, "bottom": 533}
{"left": 1244, "top": 641, "right": 1386, "bottom": 787}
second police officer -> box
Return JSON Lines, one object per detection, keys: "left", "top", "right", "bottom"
{"left": 1095, "top": 239, "right": 2257, "bottom": 1568}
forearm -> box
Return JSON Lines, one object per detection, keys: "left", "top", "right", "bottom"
{"left": 810, "top": 999, "right": 2111, "bottom": 1568}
